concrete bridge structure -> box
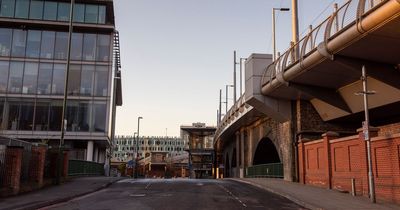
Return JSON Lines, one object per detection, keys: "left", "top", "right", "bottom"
{"left": 214, "top": 0, "right": 400, "bottom": 190}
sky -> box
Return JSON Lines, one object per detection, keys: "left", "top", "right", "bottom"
{"left": 113, "top": 0, "right": 347, "bottom": 137}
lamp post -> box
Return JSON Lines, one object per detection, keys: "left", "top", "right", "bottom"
{"left": 225, "top": 84, "right": 234, "bottom": 114}
{"left": 218, "top": 89, "right": 222, "bottom": 124}
{"left": 356, "top": 66, "right": 376, "bottom": 203}
{"left": 272, "top": 7, "right": 290, "bottom": 61}
{"left": 233, "top": 51, "right": 238, "bottom": 103}
{"left": 57, "top": 0, "right": 74, "bottom": 185}
{"left": 135, "top": 117, "right": 143, "bottom": 178}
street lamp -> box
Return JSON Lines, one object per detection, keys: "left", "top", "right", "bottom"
{"left": 225, "top": 84, "right": 234, "bottom": 114}
{"left": 135, "top": 117, "right": 143, "bottom": 178}
{"left": 272, "top": 7, "right": 290, "bottom": 61}
{"left": 355, "top": 66, "right": 376, "bottom": 203}
{"left": 239, "top": 58, "right": 247, "bottom": 95}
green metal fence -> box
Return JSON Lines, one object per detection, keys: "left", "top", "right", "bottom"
{"left": 246, "top": 163, "right": 283, "bottom": 178}
{"left": 68, "top": 160, "right": 104, "bottom": 176}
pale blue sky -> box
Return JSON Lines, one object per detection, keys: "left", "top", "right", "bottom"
{"left": 114, "top": 0, "right": 346, "bottom": 137}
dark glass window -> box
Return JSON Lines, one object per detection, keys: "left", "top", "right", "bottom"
{"left": 85, "top": 4, "right": 98, "bottom": 23}
{"left": 15, "top": 0, "right": 29, "bottom": 18}
{"left": 0, "top": 28, "right": 12, "bottom": 56}
{"left": 0, "top": 61, "right": 9, "bottom": 93}
{"left": 78, "top": 101, "right": 91, "bottom": 131}
{"left": 26, "top": 30, "right": 41, "bottom": 58}
{"left": 34, "top": 100, "right": 49, "bottom": 131}
{"left": 71, "top": 33, "right": 82, "bottom": 60}
{"left": 67, "top": 64, "right": 81, "bottom": 95}
{"left": 29, "top": 0, "right": 44, "bottom": 20}
{"left": 73, "top": 3, "right": 84, "bottom": 23}
{"left": 96, "top": 34, "right": 110, "bottom": 61}
{"left": 22, "top": 62, "right": 38, "bottom": 94}
{"left": 11, "top": 29, "right": 27, "bottom": 57}
{"left": 94, "top": 65, "right": 108, "bottom": 96}
{"left": 8, "top": 61, "right": 24, "bottom": 93}
{"left": 52, "top": 64, "right": 65, "bottom": 95}
{"left": 92, "top": 102, "right": 106, "bottom": 132}
{"left": 80, "top": 65, "right": 93, "bottom": 96}
{"left": 37, "top": 63, "right": 52, "bottom": 94}
{"left": 66, "top": 100, "right": 79, "bottom": 131}
{"left": 54, "top": 32, "right": 68, "bottom": 60}
{"left": 57, "top": 2, "right": 70, "bottom": 21}
{"left": 49, "top": 100, "right": 62, "bottom": 131}
{"left": 83, "top": 34, "right": 96, "bottom": 61}
{"left": 40, "top": 31, "right": 55, "bottom": 59}
{"left": 6, "top": 100, "right": 19, "bottom": 130}
{"left": 98, "top": 5, "right": 106, "bottom": 24}
{"left": 0, "top": 0, "right": 15, "bottom": 17}
{"left": 19, "top": 99, "right": 34, "bottom": 130}
{"left": 43, "top": 1, "right": 57, "bottom": 20}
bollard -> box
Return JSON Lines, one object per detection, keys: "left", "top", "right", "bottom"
{"left": 351, "top": 178, "right": 356, "bottom": 196}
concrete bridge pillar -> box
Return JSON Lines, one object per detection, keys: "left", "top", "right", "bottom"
{"left": 235, "top": 132, "right": 240, "bottom": 177}
{"left": 240, "top": 130, "right": 245, "bottom": 178}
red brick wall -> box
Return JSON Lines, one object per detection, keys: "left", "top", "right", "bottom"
{"left": 298, "top": 129, "right": 400, "bottom": 204}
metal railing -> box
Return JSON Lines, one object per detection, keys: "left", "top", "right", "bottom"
{"left": 262, "top": 0, "right": 388, "bottom": 86}
{"left": 246, "top": 163, "right": 283, "bottom": 178}
{"left": 68, "top": 159, "right": 104, "bottom": 176}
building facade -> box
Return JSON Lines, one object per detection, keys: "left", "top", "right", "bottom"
{"left": 181, "top": 122, "right": 216, "bottom": 179}
{"left": 0, "top": 0, "right": 119, "bottom": 164}
{"left": 112, "top": 136, "right": 188, "bottom": 162}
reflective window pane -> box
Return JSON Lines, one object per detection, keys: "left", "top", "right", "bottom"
{"left": 19, "top": 99, "right": 34, "bottom": 130}
{"left": 22, "top": 62, "right": 38, "bottom": 94}
{"left": 8, "top": 61, "right": 24, "bottom": 93}
{"left": 98, "top": 5, "right": 106, "bottom": 24}
{"left": 49, "top": 100, "right": 62, "bottom": 131}
{"left": 73, "top": 3, "right": 84, "bottom": 23}
{"left": 0, "top": 61, "right": 9, "bottom": 93}
{"left": 94, "top": 65, "right": 108, "bottom": 96}
{"left": 96, "top": 34, "right": 110, "bottom": 61}
{"left": 66, "top": 100, "right": 78, "bottom": 131}
{"left": 52, "top": 64, "right": 65, "bottom": 95}
{"left": 34, "top": 100, "right": 49, "bottom": 131}
{"left": 71, "top": 33, "right": 82, "bottom": 60}
{"left": 80, "top": 65, "right": 93, "bottom": 96}
{"left": 0, "top": 0, "right": 15, "bottom": 17}
{"left": 82, "top": 34, "right": 96, "bottom": 61}
{"left": 68, "top": 64, "right": 80, "bottom": 95}
{"left": 92, "top": 102, "right": 106, "bottom": 132}
{"left": 57, "top": 2, "right": 70, "bottom": 21}
{"left": 6, "top": 100, "right": 19, "bottom": 130}
{"left": 54, "top": 32, "right": 67, "bottom": 60}
{"left": 0, "top": 28, "right": 12, "bottom": 56}
{"left": 11, "top": 29, "right": 27, "bottom": 57}
{"left": 29, "top": 0, "right": 44, "bottom": 20}
{"left": 15, "top": 0, "right": 29, "bottom": 18}
{"left": 43, "top": 1, "right": 57, "bottom": 20}
{"left": 26, "top": 30, "right": 41, "bottom": 58}
{"left": 40, "top": 31, "right": 55, "bottom": 59}
{"left": 78, "top": 101, "right": 91, "bottom": 131}
{"left": 37, "top": 63, "right": 52, "bottom": 94}
{"left": 85, "top": 4, "right": 98, "bottom": 23}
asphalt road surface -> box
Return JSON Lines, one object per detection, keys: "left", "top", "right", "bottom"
{"left": 41, "top": 179, "right": 307, "bottom": 210}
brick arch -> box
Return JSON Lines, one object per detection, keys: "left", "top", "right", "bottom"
{"left": 252, "top": 137, "right": 281, "bottom": 165}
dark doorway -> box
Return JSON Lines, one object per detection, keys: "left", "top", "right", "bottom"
{"left": 253, "top": 138, "right": 280, "bottom": 165}
{"left": 225, "top": 153, "right": 230, "bottom": 178}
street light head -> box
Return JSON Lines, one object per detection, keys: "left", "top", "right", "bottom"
{"left": 280, "top": 8, "right": 290, "bottom": 11}
{"left": 138, "top": 116, "right": 143, "bottom": 120}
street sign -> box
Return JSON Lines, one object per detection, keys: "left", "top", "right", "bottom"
{"left": 362, "top": 121, "right": 369, "bottom": 141}
{"left": 127, "top": 160, "right": 135, "bottom": 168}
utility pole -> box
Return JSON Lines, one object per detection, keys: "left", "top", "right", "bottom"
{"left": 233, "top": 51, "right": 237, "bottom": 103}
{"left": 219, "top": 89, "right": 222, "bottom": 124}
{"left": 292, "top": 0, "right": 300, "bottom": 59}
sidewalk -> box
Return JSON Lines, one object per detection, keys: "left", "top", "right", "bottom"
{"left": 231, "top": 178, "right": 399, "bottom": 210}
{"left": 0, "top": 176, "right": 124, "bottom": 210}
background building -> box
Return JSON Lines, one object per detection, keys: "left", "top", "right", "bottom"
{"left": 112, "top": 136, "right": 188, "bottom": 162}
{"left": 0, "top": 0, "right": 121, "bottom": 165}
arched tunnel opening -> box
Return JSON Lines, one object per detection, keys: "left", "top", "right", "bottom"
{"left": 253, "top": 137, "right": 281, "bottom": 165}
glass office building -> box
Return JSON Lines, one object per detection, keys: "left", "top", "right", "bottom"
{"left": 0, "top": 0, "right": 119, "bottom": 164}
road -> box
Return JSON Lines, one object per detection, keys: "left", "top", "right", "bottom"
{"left": 41, "top": 179, "right": 306, "bottom": 210}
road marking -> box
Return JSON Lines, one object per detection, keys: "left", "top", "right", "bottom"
{"left": 129, "top": 194, "right": 146, "bottom": 197}
{"left": 145, "top": 182, "right": 152, "bottom": 189}
{"left": 218, "top": 184, "right": 247, "bottom": 208}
